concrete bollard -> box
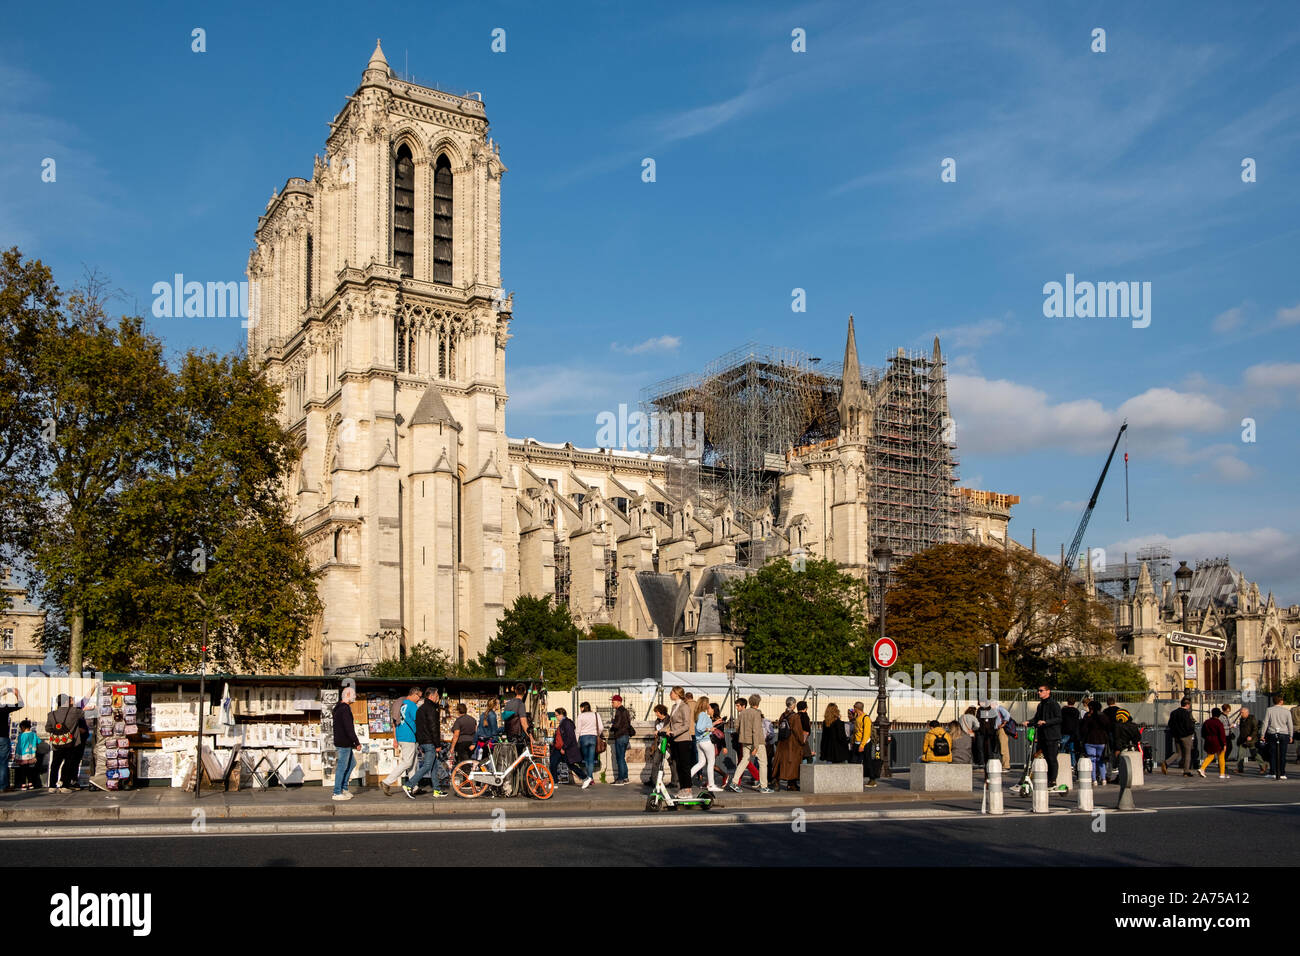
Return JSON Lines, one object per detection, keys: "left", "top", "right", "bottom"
{"left": 1031, "top": 757, "right": 1048, "bottom": 813}
{"left": 1116, "top": 752, "right": 1137, "bottom": 811}
{"left": 985, "top": 759, "right": 1004, "bottom": 815}
{"left": 1076, "top": 756, "right": 1094, "bottom": 812}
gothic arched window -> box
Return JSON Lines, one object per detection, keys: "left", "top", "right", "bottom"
{"left": 433, "top": 154, "right": 453, "bottom": 284}
{"left": 393, "top": 144, "right": 415, "bottom": 278}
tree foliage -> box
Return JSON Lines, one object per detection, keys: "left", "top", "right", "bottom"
{"left": 0, "top": 249, "right": 320, "bottom": 672}
{"left": 476, "top": 594, "right": 585, "bottom": 690}
{"left": 370, "top": 642, "right": 459, "bottom": 680}
{"left": 885, "top": 542, "right": 1116, "bottom": 684}
{"left": 723, "top": 557, "right": 869, "bottom": 674}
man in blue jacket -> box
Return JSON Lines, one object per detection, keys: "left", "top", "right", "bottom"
{"left": 381, "top": 687, "right": 422, "bottom": 796}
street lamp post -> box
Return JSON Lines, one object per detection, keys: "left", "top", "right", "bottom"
{"left": 1175, "top": 560, "right": 1193, "bottom": 704}
{"left": 872, "top": 546, "right": 892, "bottom": 779}
{"left": 494, "top": 655, "right": 506, "bottom": 697}
{"left": 725, "top": 658, "right": 737, "bottom": 725}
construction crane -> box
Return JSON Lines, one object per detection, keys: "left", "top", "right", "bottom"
{"left": 1061, "top": 421, "right": 1128, "bottom": 588}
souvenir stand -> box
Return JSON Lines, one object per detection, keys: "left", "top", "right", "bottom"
{"left": 106, "top": 673, "right": 542, "bottom": 790}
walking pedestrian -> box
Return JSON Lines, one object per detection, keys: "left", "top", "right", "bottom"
{"left": 1159, "top": 698, "right": 1197, "bottom": 777}
{"left": 1261, "top": 694, "right": 1295, "bottom": 780}
{"left": 849, "top": 701, "right": 879, "bottom": 786}
{"left": 550, "top": 707, "right": 592, "bottom": 789}
{"left": 575, "top": 701, "right": 603, "bottom": 782}
{"left": 331, "top": 685, "right": 362, "bottom": 800}
{"left": 408, "top": 687, "right": 448, "bottom": 798}
{"left": 1219, "top": 703, "right": 1237, "bottom": 764}
{"left": 667, "top": 687, "right": 696, "bottom": 799}
{"left": 1028, "top": 685, "right": 1065, "bottom": 792}
{"left": 820, "top": 703, "right": 850, "bottom": 763}
{"left": 708, "top": 703, "right": 730, "bottom": 787}
{"left": 727, "top": 694, "right": 771, "bottom": 793}
{"left": 993, "top": 701, "right": 1015, "bottom": 768}
{"left": 1196, "top": 707, "right": 1229, "bottom": 779}
{"left": 1060, "top": 698, "right": 1081, "bottom": 767}
{"left": 608, "top": 694, "right": 634, "bottom": 786}
{"left": 380, "top": 687, "right": 422, "bottom": 796}
{"left": 0, "top": 686, "right": 23, "bottom": 793}
{"left": 773, "top": 697, "right": 805, "bottom": 791}
{"left": 1080, "top": 700, "right": 1110, "bottom": 786}
{"left": 45, "top": 694, "right": 86, "bottom": 792}
{"left": 1235, "top": 706, "right": 1267, "bottom": 775}
{"left": 688, "top": 696, "right": 724, "bottom": 792}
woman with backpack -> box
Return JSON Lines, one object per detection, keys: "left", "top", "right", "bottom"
{"left": 921, "top": 720, "right": 952, "bottom": 762}
{"left": 475, "top": 698, "right": 499, "bottom": 758}
{"left": 45, "top": 694, "right": 86, "bottom": 792}
{"left": 1198, "top": 707, "right": 1229, "bottom": 779}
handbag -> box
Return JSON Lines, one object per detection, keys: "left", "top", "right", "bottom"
{"left": 596, "top": 734, "right": 607, "bottom": 754}
{"left": 49, "top": 706, "right": 78, "bottom": 748}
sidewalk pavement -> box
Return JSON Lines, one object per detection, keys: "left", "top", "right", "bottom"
{"left": 0, "top": 775, "right": 967, "bottom": 824}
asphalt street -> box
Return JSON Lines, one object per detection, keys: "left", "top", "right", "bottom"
{"left": 7, "top": 779, "right": 1298, "bottom": 867}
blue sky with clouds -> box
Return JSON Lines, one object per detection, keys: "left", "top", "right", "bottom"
{"left": 3, "top": 0, "right": 1298, "bottom": 599}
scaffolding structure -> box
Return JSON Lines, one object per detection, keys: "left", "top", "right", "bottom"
{"left": 870, "top": 347, "right": 961, "bottom": 572}
{"left": 642, "top": 341, "right": 961, "bottom": 576}
{"left": 641, "top": 343, "right": 837, "bottom": 512}
{"left": 1094, "top": 545, "right": 1173, "bottom": 601}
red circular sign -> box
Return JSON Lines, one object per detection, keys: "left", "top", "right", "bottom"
{"left": 872, "top": 637, "right": 898, "bottom": 668}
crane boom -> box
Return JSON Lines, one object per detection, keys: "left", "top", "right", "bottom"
{"left": 1062, "top": 422, "right": 1128, "bottom": 586}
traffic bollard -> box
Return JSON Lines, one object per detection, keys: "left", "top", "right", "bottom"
{"left": 985, "top": 759, "right": 1004, "bottom": 815}
{"left": 1116, "top": 752, "right": 1137, "bottom": 811}
{"left": 1031, "top": 757, "right": 1048, "bottom": 813}
{"left": 1076, "top": 756, "right": 1093, "bottom": 812}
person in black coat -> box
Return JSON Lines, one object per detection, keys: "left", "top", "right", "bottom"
{"left": 819, "top": 704, "right": 850, "bottom": 763}
{"left": 1028, "top": 685, "right": 1063, "bottom": 790}
{"left": 550, "top": 708, "right": 590, "bottom": 788}
{"left": 1160, "top": 698, "right": 1197, "bottom": 777}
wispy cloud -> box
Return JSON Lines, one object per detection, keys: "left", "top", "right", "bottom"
{"left": 612, "top": 335, "right": 681, "bottom": 355}
{"left": 1213, "top": 305, "right": 1246, "bottom": 334}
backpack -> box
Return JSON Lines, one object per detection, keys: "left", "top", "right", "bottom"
{"left": 977, "top": 709, "right": 997, "bottom": 736}
{"left": 930, "top": 732, "right": 951, "bottom": 759}
{"left": 389, "top": 699, "right": 405, "bottom": 728}
{"left": 1003, "top": 717, "right": 1019, "bottom": 739}
{"left": 777, "top": 715, "right": 792, "bottom": 742}
{"left": 763, "top": 719, "right": 776, "bottom": 746}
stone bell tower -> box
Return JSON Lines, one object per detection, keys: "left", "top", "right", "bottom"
{"left": 249, "top": 42, "right": 516, "bottom": 673}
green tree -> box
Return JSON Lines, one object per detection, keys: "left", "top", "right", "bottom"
{"left": 476, "top": 594, "right": 584, "bottom": 690}
{"left": 1, "top": 251, "right": 319, "bottom": 672}
{"left": 586, "top": 624, "right": 633, "bottom": 641}
{"left": 370, "top": 642, "right": 457, "bottom": 679}
{"left": 723, "top": 557, "right": 868, "bottom": 674}
{"left": 1025, "top": 656, "right": 1151, "bottom": 695}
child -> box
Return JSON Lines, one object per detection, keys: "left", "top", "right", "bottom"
{"left": 16, "top": 720, "right": 41, "bottom": 790}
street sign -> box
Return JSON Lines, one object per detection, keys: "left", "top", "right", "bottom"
{"left": 1184, "top": 679, "right": 1196, "bottom": 689}
{"left": 1166, "top": 631, "right": 1227, "bottom": 653}
{"left": 1183, "top": 653, "right": 1197, "bottom": 679}
{"left": 872, "top": 637, "right": 898, "bottom": 669}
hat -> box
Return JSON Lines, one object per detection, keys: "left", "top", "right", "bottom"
{"left": 611, "top": 694, "right": 623, "bottom": 702}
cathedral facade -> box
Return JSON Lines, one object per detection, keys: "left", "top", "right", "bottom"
{"left": 248, "top": 45, "right": 1008, "bottom": 675}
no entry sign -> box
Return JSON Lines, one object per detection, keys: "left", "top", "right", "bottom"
{"left": 872, "top": 637, "right": 898, "bottom": 669}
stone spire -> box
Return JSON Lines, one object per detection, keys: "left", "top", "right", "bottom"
{"left": 1136, "top": 560, "right": 1155, "bottom": 597}
{"left": 363, "top": 39, "right": 391, "bottom": 83}
{"left": 837, "top": 315, "right": 867, "bottom": 441}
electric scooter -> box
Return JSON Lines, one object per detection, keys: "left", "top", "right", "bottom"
{"left": 646, "top": 731, "right": 716, "bottom": 812}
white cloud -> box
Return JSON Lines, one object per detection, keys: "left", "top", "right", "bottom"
{"left": 935, "top": 316, "right": 1007, "bottom": 350}
{"left": 948, "top": 374, "right": 1227, "bottom": 456}
{"left": 612, "top": 335, "right": 681, "bottom": 355}
{"left": 507, "top": 365, "right": 631, "bottom": 417}
{"left": 1207, "top": 456, "right": 1252, "bottom": 482}
{"left": 1243, "top": 362, "right": 1300, "bottom": 390}
{"left": 1212, "top": 305, "right": 1245, "bottom": 334}
{"left": 1108, "top": 528, "right": 1300, "bottom": 603}
{"left": 1277, "top": 303, "right": 1300, "bottom": 326}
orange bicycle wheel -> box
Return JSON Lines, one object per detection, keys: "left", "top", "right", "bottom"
{"left": 525, "top": 764, "right": 555, "bottom": 800}
{"left": 451, "top": 760, "right": 488, "bottom": 798}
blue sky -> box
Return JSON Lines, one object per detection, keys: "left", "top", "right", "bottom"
{"left": 3, "top": 0, "right": 1298, "bottom": 600}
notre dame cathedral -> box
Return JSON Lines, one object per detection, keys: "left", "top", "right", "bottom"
{"left": 248, "top": 43, "right": 1013, "bottom": 676}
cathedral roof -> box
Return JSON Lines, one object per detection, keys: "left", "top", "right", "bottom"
{"left": 410, "top": 387, "right": 460, "bottom": 429}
